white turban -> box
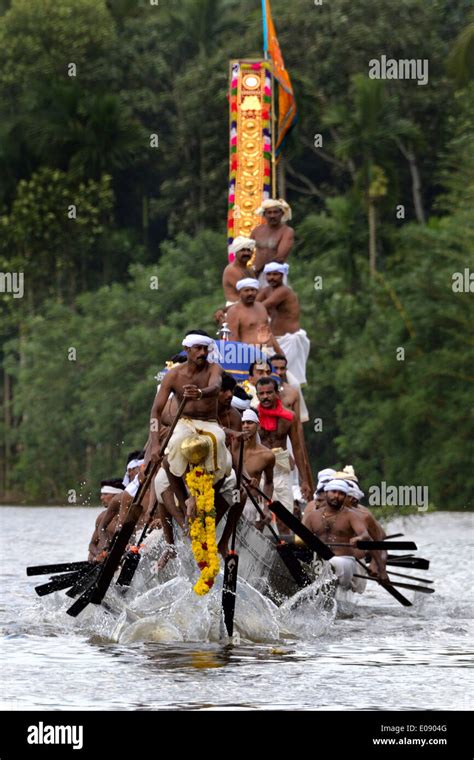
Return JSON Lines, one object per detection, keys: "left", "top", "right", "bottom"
{"left": 182, "top": 334, "right": 214, "bottom": 348}
{"left": 127, "top": 458, "right": 144, "bottom": 471}
{"left": 263, "top": 262, "right": 289, "bottom": 276}
{"left": 256, "top": 198, "right": 292, "bottom": 223}
{"left": 236, "top": 278, "right": 260, "bottom": 291}
{"left": 231, "top": 396, "right": 251, "bottom": 411}
{"left": 347, "top": 484, "right": 365, "bottom": 501}
{"left": 318, "top": 468, "right": 336, "bottom": 481}
{"left": 324, "top": 479, "right": 350, "bottom": 494}
{"left": 242, "top": 409, "right": 259, "bottom": 424}
{"left": 229, "top": 236, "right": 256, "bottom": 255}
{"left": 100, "top": 486, "right": 124, "bottom": 495}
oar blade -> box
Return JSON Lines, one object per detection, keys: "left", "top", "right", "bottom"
{"left": 27, "top": 561, "right": 91, "bottom": 577}
{"left": 378, "top": 579, "right": 413, "bottom": 606}
{"left": 386, "top": 558, "right": 430, "bottom": 570}
{"left": 34, "top": 570, "right": 86, "bottom": 597}
{"left": 116, "top": 551, "right": 141, "bottom": 587}
{"left": 275, "top": 543, "right": 311, "bottom": 587}
{"left": 269, "top": 501, "right": 334, "bottom": 560}
{"left": 66, "top": 563, "right": 101, "bottom": 599}
{"left": 222, "top": 552, "right": 239, "bottom": 637}
{"left": 356, "top": 541, "right": 418, "bottom": 551}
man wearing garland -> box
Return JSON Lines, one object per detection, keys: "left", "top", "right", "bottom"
{"left": 148, "top": 329, "right": 232, "bottom": 520}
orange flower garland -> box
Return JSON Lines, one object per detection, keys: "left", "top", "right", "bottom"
{"left": 185, "top": 466, "right": 220, "bottom": 595}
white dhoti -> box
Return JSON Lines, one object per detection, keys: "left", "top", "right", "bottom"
{"left": 276, "top": 329, "right": 310, "bottom": 386}
{"left": 329, "top": 556, "right": 367, "bottom": 593}
{"left": 165, "top": 417, "right": 232, "bottom": 483}
{"left": 286, "top": 369, "right": 309, "bottom": 423}
{"left": 219, "top": 470, "right": 237, "bottom": 508}
{"left": 154, "top": 467, "right": 172, "bottom": 504}
{"left": 272, "top": 447, "right": 294, "bottom": 513}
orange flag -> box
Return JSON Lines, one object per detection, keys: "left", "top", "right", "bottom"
{"left": 263, "top": 0, "right": 297, "bottom": 154}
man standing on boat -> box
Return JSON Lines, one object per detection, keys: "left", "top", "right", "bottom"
{"left": 255, "top": 377, "right": 313, "bottom": 512}
{"left": 251, "top": 199, "right": 294, "bottom": 286}
{"left": 222, "top": 236, "right": 257, "bottom": 307}
{"left": 304, "top": 478, "right": 387, "bottom": 590}
{"left": 148, "top": 329, "right": 232, "bottom": 519}
{"left": 257, "top": 263, "right": 310, "bottom": 386}
{"left": 226, "top": 278, "right": 283, "bottom": 354}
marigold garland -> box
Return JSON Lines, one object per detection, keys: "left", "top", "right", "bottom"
{"left": 185, "top": 466, "right": 219, "bottom": 595}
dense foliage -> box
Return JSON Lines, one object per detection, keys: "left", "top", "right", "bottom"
{"left": 0, "top": 0, "right": 472, "bottom": 508}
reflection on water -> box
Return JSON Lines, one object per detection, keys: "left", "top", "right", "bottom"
{"left": 0, "top": 508, "right": 472, "bottom": 710}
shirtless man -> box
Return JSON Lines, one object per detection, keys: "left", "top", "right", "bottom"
{"left": 222, "top": 237, "right": 256, "bottom": 306}
{"left": 257, "top": 262, "right": 310, "bottom": 385}
{"left": 305, "top": 479, "right": 387, "bottom": 589}
{"left": 217, "top": 372, "right": 242, "bottom": 441}
{"left": 88, "top": 479, "right": 125, "bottom": 562}
{"left": 226, "top": 278, "right": 282, "bottom": 353}
{"left": 303, "top": 467, "right": 336, "bottom": 525}
{"left": 251, "top": 199, "right": 294, "bottom": 282}
{"left": 256, "top": 377, "right": 312, "bottom": 509}
{"left": 345, "top": 483, "right": 387, "bottom": 577}
{"left": 149, "top": 330, "right": 232, "bottom": 526}
{"left": 239, "top": 409, "right": 275, "bottom": 530}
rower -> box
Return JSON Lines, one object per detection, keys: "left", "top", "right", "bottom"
{"left": 303, "top": 468, "right": 336, "bottom": 525}
{"left": 344, "top": 482, "right": 388, "bottom": 577}
{"left": 88, "top": 479, "right": 125, "bottom": 562}
{"left": 305, "top": 479, "right": 387, "bottom": 590}
{"left": 240, "top": 409, "right": 275, "bottom": 531}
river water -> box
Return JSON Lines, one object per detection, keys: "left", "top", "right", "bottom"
{"left": 1, "top": 508, "right": 472, "bottom": 711}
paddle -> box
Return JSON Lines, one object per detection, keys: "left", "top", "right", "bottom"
{"left": 222, "top": 438, "right": 244, "bottom": 637}
{"left": 66, "top": 563, "right": 102, "bottom": 600}
{"left": 387, "top": 557, "right": 430, "bottom": 570}
{"left": 27, "top": 561, "right": 91, "bottom": 577}
{"left": 241, "top": 476, "right": 334, "bottom": 561}
{"left": 328, "top": 541, "right": 418, "bottom": 551}
{"left": 116, "top": 498, "right": 159, "bottom": 587}
{"left": 34, "top": 569, "right": 90, "bottom": 597}
{"left": 243, "top": 484, "right": 311, "bottom": 587}
{"left": 353, "top": 558, "right": 412, "bottom": 606}
{"left": 353, "top": 574, "right": 434, "bottom": 594}
{"left": 67, "top": 398, "right": 187, "bottom": 617}
{"left": 244, "top": 483, "right": 413, "bottom": 607}
{"left": 384, "top": 569, "right": 433, "bottom": 584}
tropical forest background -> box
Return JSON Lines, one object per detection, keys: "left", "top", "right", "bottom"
{"left": 0, "top": 0, "right": 472, "bottom": 508}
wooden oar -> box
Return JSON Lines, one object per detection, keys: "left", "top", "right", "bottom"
{"left": 353, "top": 574, "right": 434, "bottom": 594}
{"left": 34, "top": 569, "right": 90, "bottom": 597}
{"left": 243, "top": 484, "right": 311, "bottom": 587}
{"left": 387, "top": 557, "right": 430, "bottom": 570}
{"left": 241, "top": 476, "right": 334, "bottom": 561}
{"left": 222, "top": 438, "right": 244, "bottom": 637}
{"left": 242, "top": 482, "right": 413, "bottom": 606}
{"left": 67, "top": 398, "right": 187, "bottom": 618}
{"left": 384, "top": 569, "right": 433, "bottom": 584}
{"left": 27, "top": 561, "right": 91, "bottom": 577}
{"left": 116, "top": 498, "right": 159, "bottom": 587}
{"left": 353, "top": 558, "right": 412, "bottom": 606}
{"left": 329, "top": 541, "right": 417, "bottom": 551}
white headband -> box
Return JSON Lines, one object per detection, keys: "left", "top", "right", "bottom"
{"left": 236, "top": 278, "right": 260, "bottom": 291}
{"left": 348, "top": 485, "right": 365, "bottom": 501}
{"left": 229, "top": 236, "right": 256, "bottom": 255}
{"left": 242, "top": 409, "right": 259, "bottom": 424}
{"left": 127, "top": 458, "right": 144, "bottom": 470}
{"left": 324, "top": 479, "right": 350, "bottom": 494}
{"left": 231, "top": 396, "right": 251, "bottom": 411}
{"left": 317, "top": 468, "right": 336, "bottom": 480}
{"left": 182, "top": 334, "right": 214, "bottom": 348}
{"left": 101, "top": 486, "right": 124, "bottom": 495}
{"left": 263, "top": 262, "right": 289, "bottom": 276}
